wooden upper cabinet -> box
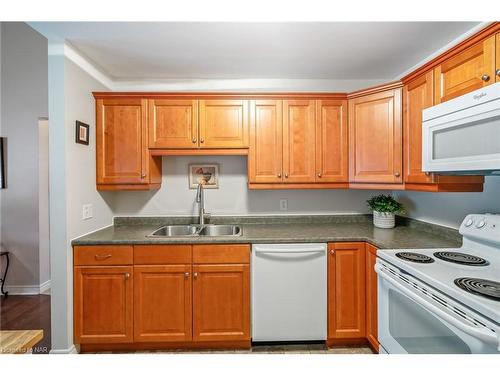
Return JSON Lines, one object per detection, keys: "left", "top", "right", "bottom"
{"left": 434, "top": 35, "right": 496, "bottom": 104}
{"left": 496, "top": 33, "right": 500, "bottom": 82}
{"left": 328, "top": 242, "right": 366, "bottom": 340}
{"left": 134, "top": 265, "right": 192, "bottom": 342}
{"left": 96, "top": 98, "right": 148, "bottom": 185}
{"left": 365, "top": 243, "right": 379, "bottom": 352}
{"left": 404, "top": 71, "right": 434, "bottom": 184}
{"left": 283, "top": 100, "right": 316, "bottom": 183}
{"left": 349, "top": 88, "right": 403, "bottom": 184}
{"left": 148, "top": 99, "right": 198, "bottom": 149}
{"left": 199, "top": 100, "right": 249, "bottom": 148}
{"left": 192, "top": 264, "right": 250, "bottom": 342}
{"left": 74, "top": 266, "right": 133, "bottom": 344}
{"left": 248, "top": 100, "right": 283, "bottom": 183}
{"left": 315, "top": 100, "right": 348, "bottom": 183}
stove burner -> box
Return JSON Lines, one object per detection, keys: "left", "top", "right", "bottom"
{"left": 395, "top": 252, "right": 434, "bottom": 263}
{"left": 434, "top": 251, "right": 489, "bottom": 266}
{"left": 454, "top": 278, "right": 500, "bottom": 301}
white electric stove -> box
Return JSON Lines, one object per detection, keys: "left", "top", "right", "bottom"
{"left": 376, "top": 213, "right": 500, "bottom": 354}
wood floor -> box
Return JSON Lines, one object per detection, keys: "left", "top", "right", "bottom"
{"left": 0, "top": 295, "right": 51, "bottom": 354}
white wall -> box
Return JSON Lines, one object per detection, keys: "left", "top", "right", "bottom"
{"left": 394, "top": 177, "right": 500, "bottom": 229}
{"left": 48, "top": 52, "right": 113, "bottom": 353}
{"left": 112, "top": 156, "right": 385, "bottom": 217}
{"left": 0, "top": 22, "right": 48, "bottom": 293}
{"left": 38, "top": 119, "right": 50, "bottom": 290}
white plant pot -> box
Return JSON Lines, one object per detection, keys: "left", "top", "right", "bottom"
{"left": 373, "top": 211, "right": 395, "bottom": 229}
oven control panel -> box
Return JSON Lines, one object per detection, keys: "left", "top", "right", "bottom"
{"left": 460, "top": 214, "right": 500, "bottom": 244}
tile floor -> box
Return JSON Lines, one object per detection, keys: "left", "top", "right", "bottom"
{"left": 126, "top": 344, "right": 375, "bottom": 354}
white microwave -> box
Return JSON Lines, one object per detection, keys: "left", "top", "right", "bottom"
{"left": 422, "top": 82, "right": 500, "bottom": 175}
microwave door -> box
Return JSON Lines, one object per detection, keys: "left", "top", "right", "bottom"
{"left": 423, "top": 101, "right": 500, "bottom": 173}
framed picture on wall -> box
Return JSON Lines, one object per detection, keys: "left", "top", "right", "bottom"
{"left": 189, "top": 164, "right": 219, "bottom": 189}
{"left": 0, "top": 137, "right": 6, "bottom": 189}
{"left": 75, "top": 120, "right": 90, "bottom": 145}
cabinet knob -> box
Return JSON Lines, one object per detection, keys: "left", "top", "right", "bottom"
{"left": 192, "top": 138, "right": 197, "bottom": 143}
{"left": 141, "top": 173, "right": 146, "bottom": 179}
{"left": 481, "top": 74, "right": 490, "bottom": 82}
{"left": 277, "top": 173, "right": 282, "bottom": 178}
{"left": 184, "top": 272, "right": 190, "bottom": 278}
{"left": 194, "top": 272, "right": 198, "bottom": 278}
{"left": 425, "top": 172, "right": 430, "bottom": 176}
{"left": 284, "top": 173, "right": 289, "bottom": 178}
{"left": 330, "top": 250, "right": 335, "bottom": 255}
{"left": 200, "top": 138, "right": 205, "bottom": 143}
{"left": 124, "top": 272, "right": 130, "bottom": 280}
{"left": 317, "top": 173, "right": 322, "bottom": 178}
{"left": 496, "top": 69, "right": 500, "bottom": 77}
{"left": 394, "top": 172, "right": 400, "bottom": 177}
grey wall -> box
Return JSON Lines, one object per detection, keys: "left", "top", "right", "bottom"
{"left": 394, "top": 177, "right": 500, "bottom": 229}
{"left": 0, "top": 22, "right": 48, "bottom": 292}
{"left": 48, "top": 55, "right": 113, "bottom": 352}
{"left": 112, "top": 156, "right": 386, "bottom": 217}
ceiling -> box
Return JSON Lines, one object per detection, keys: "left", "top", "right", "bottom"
{"left": 31, "top": 22, "right": 480, "bottom": 81}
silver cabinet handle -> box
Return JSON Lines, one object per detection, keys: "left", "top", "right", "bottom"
{"left": 124, "top": 272, "right": 130, "bottom": 280}
{"left": 496, "top": 69, "right": 500, "bottom": 77}
{"left": 481, "top": 74, "right": 490, "bottom": 82}
{"left": 184, "top": 272, "right": 190, "bottom": 278}
{"left": 394, "top": 172, "right": 400, "bottom": 177}
{"left": 95, "top": 254, "right": 112, "bottom": 260}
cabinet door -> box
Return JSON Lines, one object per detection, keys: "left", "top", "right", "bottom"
{"left": 404, "top": 71, "right": 434, "bottom": 184}
{"left": 134, "top": 265, "right": 192, "bottom": 342}
{"left": 283, "top": 100, "right": 316, "bottom": 183}
{"left": 434, "top": 35, "right": 495, "bottom": 103}
{"left": 192, "top": 264, "right": 250, "bottom": 342}
{"left": 365, "top": 243, "right": 379, "bottom": 352}
{"left": 148, "top": 99, "right": 198, "bottom": 148}
{"left": 96, "top": 98, "right": 148, "bottom": 184}
{"left": 248, "top": 100, "right": 283, "bottom": 183}
{"left": 496, "top": 33, "right": 500, "bottom": 83}
{"left": 74, "top": 266, "right": 133, "bottom": 344}
{"left": 315, "top": 100, "right": 348, "bottom": 182}
{"left": 349, "top": 89, "right": 402, "bottom": 184}
{"left": 328, "top": 242, "right": 366, "bottom": 339}
{"left": 199, "top": 100, "right": 249, "bottom": 148}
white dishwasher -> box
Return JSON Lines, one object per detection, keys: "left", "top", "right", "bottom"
{"left": 252, "top": 243, "right": 327, "bottom": 342}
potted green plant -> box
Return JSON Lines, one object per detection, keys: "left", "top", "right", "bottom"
{"left": 366, "top": 194, "right": 405, "bottom": 229}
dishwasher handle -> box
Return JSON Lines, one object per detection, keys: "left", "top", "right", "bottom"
{"left": 253, "top": 246, "right": 326, "bottom": 254}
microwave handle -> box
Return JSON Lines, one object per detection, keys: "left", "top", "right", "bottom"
{"left": 375, "top": 264, "right": 500, "bottom": 351}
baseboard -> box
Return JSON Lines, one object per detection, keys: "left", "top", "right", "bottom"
{"left": 5, "top": 280, "right": 52, "bottom": 295}
{"left": 50, "top": 345, "right": 78, "bottom": 354}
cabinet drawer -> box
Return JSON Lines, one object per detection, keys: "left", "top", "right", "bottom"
{"left": 193, "top": 244, "right": 250, "bottom": 264}
{"left": 134, "top": 245, "right": 192, "bottom": 264}
{"left": 74, "top": 246, "right": 133, "bottom": 266}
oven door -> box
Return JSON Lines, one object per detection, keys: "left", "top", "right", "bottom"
{"left": 376, "top": 261, "right": 500, "bottom": 354}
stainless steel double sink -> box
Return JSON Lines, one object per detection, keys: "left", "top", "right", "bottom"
{"left": 147, "top": 224, "right": 242, "bottom": 238}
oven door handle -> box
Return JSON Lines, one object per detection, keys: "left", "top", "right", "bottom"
{"left": 376, "top": 264, "right": 500, "bottom": 351}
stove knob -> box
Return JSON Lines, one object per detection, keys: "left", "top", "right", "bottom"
{"left": 465, "top": 218, "right": 474, "bottom": 227}
{"left": 476, "top": 220, "right": 486, "bottom": 229}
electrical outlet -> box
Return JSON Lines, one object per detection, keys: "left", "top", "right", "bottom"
{"left": 279, "top": 199, "right": 288, "bottom": 211}
{"left": 82, "top": 204, "right": 93, "bottom": 220}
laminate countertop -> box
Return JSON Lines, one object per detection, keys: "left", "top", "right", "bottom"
{"left": 72, "top": 215, "right": 461, "bottom": 250}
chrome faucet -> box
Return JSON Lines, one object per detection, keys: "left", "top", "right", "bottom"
{"left": 196, "top": 183, "right": 209, "bottom": 226}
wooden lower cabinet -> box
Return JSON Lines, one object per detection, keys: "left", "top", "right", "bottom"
{"left": 328, "top": 242, "right": 366, "bottom": 340}
{"left": 74, "top": 266, "right": 133, "bottom": 344}
{"left": 134, "top": 265, "right": 192, "bottom": 342}
{"left": 74, "top": 244, "right": 250, "bottom": 351}
{"left": 192, "top": 264, "right": 250, "bottom": 342}
{"left": 365, "top": 243, "right": 379, "bottom": 352}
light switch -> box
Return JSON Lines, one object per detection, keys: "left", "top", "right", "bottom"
{"left": 82, "top": 204, "right": 93, "bottom": 220}
{"left": 279, "top": 199, "right": 288, "bottom": 211}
